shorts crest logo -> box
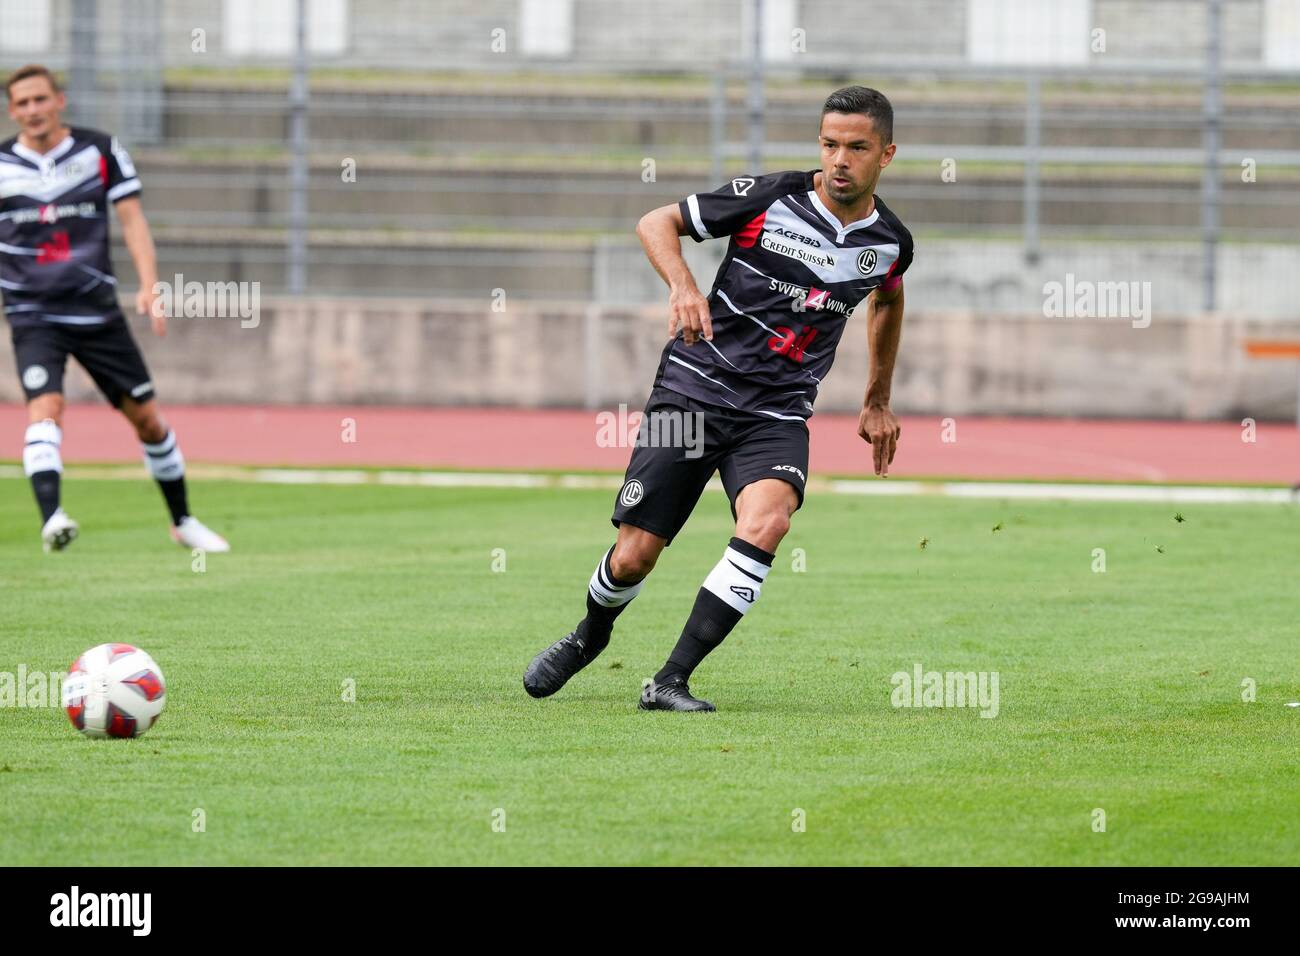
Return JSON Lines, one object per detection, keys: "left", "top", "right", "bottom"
{"left": 22, "top": 365, "right": 49, "bottom": 390}
{"left": 731, "top": 177, "right": 755, "bottom": 196}
{"left": 857, "top": 248, "right": 878, "bottom": 276}
{"left": 619, "top": 479, "right": 645, "bottom": 507}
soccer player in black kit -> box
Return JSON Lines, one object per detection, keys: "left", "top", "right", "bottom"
{"left": 524, "top": 87, "right": 913, "bottom": 711}
{"left": 3, "top": 65, "right": 228, "bottom": 553}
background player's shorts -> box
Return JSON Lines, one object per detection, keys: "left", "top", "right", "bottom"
{"left": 611, "top": 386, "right": 809, "bottom": 545}
{"left": 10, "top": 313, "right": 155, "bottom": 407}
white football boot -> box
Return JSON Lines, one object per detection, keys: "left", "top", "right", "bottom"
{"left": 41, "top": 509, "right": 79, "bottom": 553}
{"left": 170, "top": 516, "right": 231, "bottom": 553}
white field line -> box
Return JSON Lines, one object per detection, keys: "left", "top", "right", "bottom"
{"left": 0, "top": 463, "right": 1295, "bottom": 504}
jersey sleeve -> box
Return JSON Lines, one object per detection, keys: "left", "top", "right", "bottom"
{"left": 105, "top": 135, "right": 142, "bottom": 203}
{"left": 880, "top": 221, "right": 913, "bottom": 293}
{"left": 677, "top": 173, "right": 789, "bottom": 243}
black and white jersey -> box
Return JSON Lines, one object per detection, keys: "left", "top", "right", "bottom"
{"left": 658, "top": 169, "right": 913, "bottom": 420}
{"left": 0, "top": 127, "right": 141, "bottom": 328}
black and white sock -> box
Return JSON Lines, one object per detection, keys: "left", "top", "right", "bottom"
{"left": 24, "top": 420, "right": 63, "bottom": 524}
{"left": 142, "top": 430, "right": 190, "bottom": 526}
{"left": 577, "top": 545, "right": 644, "bottom": 652}
{"left": 655, "top": 536, "right": 774, "bottom": 684}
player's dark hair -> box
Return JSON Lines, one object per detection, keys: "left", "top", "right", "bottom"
{"left": 6, "top": 64, "right": 61, "bottom": 100}
{"left": 820, "top": 86, "right": 893, "bottom": 145}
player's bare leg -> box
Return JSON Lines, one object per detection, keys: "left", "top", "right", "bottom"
{"left": 640, "top": 479, "right": 797, "bottom": 712}
{"left": 24, "top": 392, "right": 78, "bottom": 552}
{"left": 732, "top": 478, "right": 799, "bottom": 554}
{"left": 523, "top": 523, "right": 666, "bottom": 698}
{"left": 27, "top": 392, "right": 63, "bottom": 428}
{"left": 119, "top": 395, "right": 229, "bottom": 552}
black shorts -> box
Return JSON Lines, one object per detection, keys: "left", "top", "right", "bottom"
{"left": 611, "top": 386, "right": 809, "bottom": 545}
{"left": 10, "top": 314, "right": 155, "bottom": 407}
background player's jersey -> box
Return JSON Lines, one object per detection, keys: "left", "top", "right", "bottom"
{"left": 659, "top": 169, "right": 913, "bottom": 420}
{"left": 0, "top": 126, "right": 141, "bottom": 328}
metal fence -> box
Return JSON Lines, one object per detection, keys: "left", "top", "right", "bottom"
{"left": 2, "top": 0, "right": 1299, "bottom": 312}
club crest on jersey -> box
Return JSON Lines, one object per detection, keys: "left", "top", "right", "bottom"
{"left": 857, "top": 248, "right": 878, "bottom": 276}
{"left": 619, "top": 479, "right": 644, "bottom": 507}
{"left": 731, "top": 177, "right": 755, "bottom": 196}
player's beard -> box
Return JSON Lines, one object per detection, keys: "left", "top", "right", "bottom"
{"left": 826, "top": 173, "right": 870, "bottom": 206}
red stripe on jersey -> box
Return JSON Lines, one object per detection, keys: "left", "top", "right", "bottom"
{"left": 880, "top": 257, "right": 903, "bottom": 293}
{"left": 99, "top": 155, "right": 109, "bottom": 186}
{"left": 734, "top": 212, "right": 766, "bottom": 248}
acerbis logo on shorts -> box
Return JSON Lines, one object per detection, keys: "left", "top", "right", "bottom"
{"left": 771, "top": 464, "right": 806, "bottom": 482}
{"left": 857, "top": 249, "right": 878, "bottom": 276}
{"left": 22, "top": 365, "right": 49, "bottom": 390}
{"left": 619, "top": 479, "right": 644, "bottom": 507}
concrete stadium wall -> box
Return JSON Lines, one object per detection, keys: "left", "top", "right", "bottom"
{"left": 3, "top": 299, "right": 1297, "bottom": 421}
{"left": 96, "top": 236, "right": 1300, "bottom": 321}
{"left": 596, "top": 240, "right": 1300, "bottom": 322}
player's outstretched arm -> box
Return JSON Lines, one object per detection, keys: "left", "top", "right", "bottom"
{"left": 859, "top": 282, "right": 905, "bottom": 477}
{"left": 115, "top": 197, "right": 163, "bottom": 337}
{"left": 635, "top": 203, "right": 712, "bottom": 346}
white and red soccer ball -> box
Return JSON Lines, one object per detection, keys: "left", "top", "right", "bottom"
{"left": 62, "top": 643, "right": 166, "bottom": 739}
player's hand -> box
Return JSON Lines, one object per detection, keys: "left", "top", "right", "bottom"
{"left": 138, "top": 287, "right": 165, "bottom": 337}
{"left": 858, "top": 403, "right": 901, "bottom": 477}
{"left": 667, "top": 284, "right": 712, "bottom": 346}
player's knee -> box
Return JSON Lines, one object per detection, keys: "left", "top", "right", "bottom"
{"left": 737, "top": 508, "right": 790, "bottom": 550}
{"left": 123, "top": 404, "right": 167, "bottom": 442}
{"left": 611, "top": 538, "right": 660, "bottom": 581}
{"left": 139, "top": 419, "right": 168, "bottom": 444}
{"left": 133, "top": 417, "right": 167, "bottom": 444}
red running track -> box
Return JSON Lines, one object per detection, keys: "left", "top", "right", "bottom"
{"left": 2, "top": 403, "right": 1297, "bottom": 484}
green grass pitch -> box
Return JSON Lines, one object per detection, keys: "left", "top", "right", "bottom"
{"left": 1, "top": 475, "right": 1296, "bottom": 865}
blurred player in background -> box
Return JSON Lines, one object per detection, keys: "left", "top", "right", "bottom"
{"left": 525, "top": 86, "right": 911, "bottom": 711}
{"left": 2, "top": 65, "right": 229, "bottom": 553}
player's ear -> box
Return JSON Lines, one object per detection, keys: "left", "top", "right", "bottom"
{"left": 879, "top": 142, "right": 897, "bottom": 168}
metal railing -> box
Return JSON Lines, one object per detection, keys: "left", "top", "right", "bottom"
{"left": 1, "top": 0, "right": 1297, "bottom": 311}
